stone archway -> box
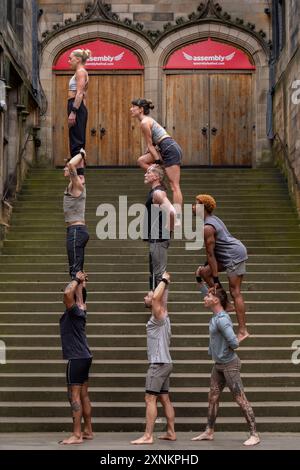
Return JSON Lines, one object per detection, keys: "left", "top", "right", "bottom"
{"left": 39, "top": 23, "right": 154, "bottom": 162}
{"left": 153, "top": 23, "right": 270, "bottom": 166}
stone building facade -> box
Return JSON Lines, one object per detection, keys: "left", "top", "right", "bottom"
{"left": 0, "top": 0, "right": 41, "bottom": 242}
{"left": 272, "top": 0, "right": 300, "bottom": 212}
{"left": 38, "top": 0, "right": 272, "bottom": 168}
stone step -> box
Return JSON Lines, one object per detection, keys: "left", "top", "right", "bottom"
{"left": 3, "top": 347, "right": 295, "bottom": 360}
{"left": 0, "top": 373, "right": 299, "bottom": 388}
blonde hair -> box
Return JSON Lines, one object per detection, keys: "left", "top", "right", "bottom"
{"left": 149, "top": 164, "right": 165, "bottom": 182}
{"left": 196, "top": 194, "right": 217, "bottom": 213}
{"left": 71, "top": 49, "right": 91, "bottom": 64}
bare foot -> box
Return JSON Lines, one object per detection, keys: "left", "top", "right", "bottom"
{"left": 58, "top": 434, "right": 83, "bottom": 445}
{"left": 191, "top": 431, "right": 214, "bottom": 441}
{"left": 243, "top": 434, "right": 260, "bottom": 446}
{"left": 131, "top": 435, "right": 154, "bottom": 445}
{"left": 158, "top": 432, "right": 177, "bottom": 441}
{"left": 82, "top": 432, "right": 94, "bottom": 440}
{"left": 238, "top": 330, "right": 250, "bottom": 343}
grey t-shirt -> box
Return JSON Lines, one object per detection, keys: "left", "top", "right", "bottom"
{"left": 205, "top": 215, "right": 247, "bottom": 267}
{"left": 146, "top": 314, "right": 172, "bottom": 364}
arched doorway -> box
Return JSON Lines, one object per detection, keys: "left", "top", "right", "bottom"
{"left": 163, "top": 39, "right": 256, "bottom": 166}
{"left": 52, "top": 39, "right": 144, "bottom": 166}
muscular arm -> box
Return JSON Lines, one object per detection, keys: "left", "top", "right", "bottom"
{"left": 152, "top": 280, "right": 168, "bottom": 320}
{"left": 63, "top": 279, "right": 79, "bottom": 309}
{"left": 141, "top": 120, "right": 161, "bottom": 161}
{"left": 217, "top": 317, "right": 239, "bottom": 350}
{"left": 204, "top": 225, "right": 218, "bottom": 278}
{"left": 67, "top": 161, "right": 84, "bottom": 194}
{"left": 153, "top": 190, "right": 176, "bottom": 232}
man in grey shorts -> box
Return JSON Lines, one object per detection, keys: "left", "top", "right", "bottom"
{"left": 193, "top": 194, "right": 249, "bottom": 342}
{"left": 131, "top": 271, "right": 176, "bottom": 445}
{"left": 143, "top": 165, "right": 176, "bottom": 290}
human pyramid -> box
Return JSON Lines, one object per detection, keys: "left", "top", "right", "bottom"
{"left": 58, "top": 48, "right": 260, "bottom": 447}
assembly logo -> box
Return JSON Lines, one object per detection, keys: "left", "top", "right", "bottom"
{"left": 183, "top": 51, "right": 236, "bottom": 65}
{"left": 87, "top": 52, "right": 125, "bottom": 66}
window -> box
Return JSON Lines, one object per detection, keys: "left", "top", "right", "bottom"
{"left": 7, "top": 0, "right": 24, "bottom": 45}
{"left": 272, "top": 0, "right": 286, "bottom": 59}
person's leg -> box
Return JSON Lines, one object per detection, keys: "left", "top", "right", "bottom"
{"left": 150, "top": 241, "right": 169, "bottom": 288}
{"left": 131, "top": 393, "right": 158, "bottom": 444}
{"left": 192, "top": 364, "right": 225, "bottom": 441}
{"left": 60, "top": 382, "right": 83, "bottom": 445}
{"left": 224, "top": 358, "right": 260, "bottom": 446}
{"left": 157, "top": 393, "right": 176, "bottom": 441}
{"left": 228, "top": 274, "right": 249, "bottom": 341}
{"left": 66, "top": 226, "right": 76, "bottom": 279}
{"left": 81, "top": 382, "right": 93, "bottom": 439}
{"left": 69, "top": 102, "right": 88, "bottom": 158}
{"left": 70, "top": 226, "right": 89, "bottom": 279}
{"left": 164, "top": 164, "right": 182, "bottom": 209}
{"left": 138, "top": 153, "right": 156, "bottom": 170}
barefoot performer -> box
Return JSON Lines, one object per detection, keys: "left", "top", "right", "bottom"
{"left": 193, "top": 194, "right": 249, "bottom": 342}
{"left": 59, "top": 271, "right": 93, "bottom": 445}
{"left": 130, "top": 98, "right": 183, "bottom": 220}
{"left": 191, "top": 280, "right": 260, "bottom": 447}
{"left": 131, "top": 272, "right": 176, "bottom": 445}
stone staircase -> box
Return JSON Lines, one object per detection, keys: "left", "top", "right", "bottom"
{"left": 0, "top": 167, "right": 300, "bottom": 432}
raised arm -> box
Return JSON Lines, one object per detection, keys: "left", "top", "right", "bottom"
{"left": 63, "top": 271, "right": 86, "bottom": 309}
{"left": 67, "top": 160, "right": 84, "bottom": 194}
{"left": 152, "top": 272, "right": 170, "bottom": 320}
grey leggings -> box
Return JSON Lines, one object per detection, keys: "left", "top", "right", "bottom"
{"left": 207, "top": 357, "right": 257, "bottom": 434}
{"left": 149, "top": 240, "right": 169, "bottom": 290}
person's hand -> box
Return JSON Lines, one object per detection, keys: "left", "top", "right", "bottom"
{"left": 163, "top": 272, "right": 170, "bottom": 283}
{"left": 75, "top": 271, "right": 86, "bottom": 283}
{"left": 195, "top": 265, "right": 205, "bottom": 277}
{"left": 68, "top": 112, "right": 76, "bottom": 128}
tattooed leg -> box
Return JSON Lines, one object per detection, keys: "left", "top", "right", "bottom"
{"left": 224, "top": 361, "right": 260, "bottom": 446}
{"left": 60, "top": 384, "right": 83, "bottom": 445}
{"left": 192, "top": 365, "right": 225, "bottom": 441}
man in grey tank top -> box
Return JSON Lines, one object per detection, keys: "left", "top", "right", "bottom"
{"left": 131, "top": 272, "right": 176, "bottom": 445}
{"left": 193, "top": 194, "right": 249, "bottom": 342}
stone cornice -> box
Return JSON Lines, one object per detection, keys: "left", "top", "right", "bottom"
{"left": 40, "top": 0, "right": 271, "bottom": 55}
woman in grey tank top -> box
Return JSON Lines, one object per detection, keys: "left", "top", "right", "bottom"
{"left": 130, "top": 98, "right": 183, "bottom": 216}
{"left": 63, "top": 158, "right": 89, "bottom": 281}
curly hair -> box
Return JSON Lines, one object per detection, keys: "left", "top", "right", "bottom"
{"left": 195, "top": 194, "right": 216, "bottom": 214}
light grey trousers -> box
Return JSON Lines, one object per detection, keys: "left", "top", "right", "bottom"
{"left": 149, "top": 240, "right": 170, "bottom": 290}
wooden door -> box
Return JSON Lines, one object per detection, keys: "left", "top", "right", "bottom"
{"left": 97, "top": 74, "right": 143, "bottom": 165}
{"left": 53, "top": 74, "right": 143, "bottom": 165}
{"left": 164, "top": 72, "right": 253, "bottom": 166}
{"left": 165, "top": 74, "right": 209, "bottom": 165}
{"left": 209, "top": 74, "right": 253, "bottom": 165}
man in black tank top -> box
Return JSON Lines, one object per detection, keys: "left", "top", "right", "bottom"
{"left": 143, "top": 165, "right": 176, "bottom": 290}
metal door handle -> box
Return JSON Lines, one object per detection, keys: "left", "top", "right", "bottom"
{"left": 211, "top": 127, "right": 218, "bottom": 135}
{"left": 91, "top": 128, "right": 97, "bottom": 136}
{"left": 100, "top": 127, "right": 106, "bottom": 139}
{"left": 201, "top": 127, "right": 207, "bottom": 135}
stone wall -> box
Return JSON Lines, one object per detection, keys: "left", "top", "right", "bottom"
{"left": 273, "top": 0, "right": 300, "bottom": 214}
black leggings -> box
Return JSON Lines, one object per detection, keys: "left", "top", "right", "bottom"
{"left": 68, "top": 98, "right": 88, "bottom": 158}
{"left": 66, "top": 225, "right": 89, "bottom": 279}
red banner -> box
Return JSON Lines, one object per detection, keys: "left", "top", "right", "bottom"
{"left": 53, "top": 39, "right": 144, "bottom": 70}
{"left": 164, "top": 38, "right": 255, "bottom": 70}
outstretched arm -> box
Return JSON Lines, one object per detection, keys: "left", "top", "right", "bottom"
{"left": 152, "top": 272, "right": 170, "bottom": 320}
{"left": 63, "top": 272, "right": 86, "bottom": 309}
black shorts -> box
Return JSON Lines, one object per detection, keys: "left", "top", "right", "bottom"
{"left": 158, "top": 137, "right": 182, "bottom": 167}
{"left": 66, "top": 358, "right": 92, "bottom": 386}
